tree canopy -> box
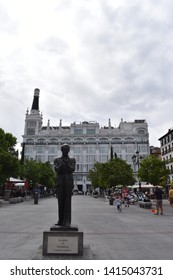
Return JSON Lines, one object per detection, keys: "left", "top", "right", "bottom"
{"left": 0, "top": 150, "right": 19, "bottom": 183}
{"left": 89, "top": 158, "right": 135, "bottom": 189}
{"left": 138, "top": 155, "right": 170, "bottom": 186}
{"left": 0, "top": 128, "right": 56, "bottom": 188}
{"left": 20, "top": 159, "right": 56, "bottom": 189}
{"left": 0, "top": 128, "right": 17, "bottom": 154}
{"left": 0, "top": 128, "right": 19, "bottom": 183}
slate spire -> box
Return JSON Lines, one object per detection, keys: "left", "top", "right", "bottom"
{"left": 31, "top": 88, "right": 40, "bottom": 110}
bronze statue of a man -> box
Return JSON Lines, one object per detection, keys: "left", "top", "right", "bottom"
{"left": 54, "top": 144, "right": 76, "bottom": 227}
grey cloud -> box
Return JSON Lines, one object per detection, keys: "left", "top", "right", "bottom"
{"left": 1, "top": 0, "right": 173, "bottom": 147}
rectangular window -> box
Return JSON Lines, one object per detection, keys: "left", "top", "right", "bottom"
{"left": 114, "top": 147, "right": 120, "bottom": 153}
{"left": 99, "top": 155, "right": 108, "bottom": 162}
{"left": 99, "top": 146, "right": 108, "bottom": 153}
{"left": 86, "top": 164, "right": 94, "bottom": 171}
{"left": 73, "top": 147, "right": 83, "bottom": 154}
{"left": 138, "top": 136, "right": 148, "bottom": 142}
{"left": 26, "top": 128, "right": 35, "bottom": 135}
{"left": 25, "top": 146, "right": 33, "bottom": 153}
{"left": 49, "top": 147, "right": 56, "bottom": 154}
{"left": 74, "top": 155, "right": 83, "bottom": 162}
{"left": 76, "top": 164, "right": 83, "bottom": 172}
{"left": 75, "top": 175, "right": 83, "bottom": 181}
{"left": 139, "top": 145, "right": 147, "bottom": 153}
{"left": 86, "top": 146, "right": 96, "bottom": 153}
{"left": 27, "top": 121, "right": 36, "bottom": 128}
{"left": 87, "top": 129, "right": 95, "bottom": 135}
{"left": 74, "top": 129, "right": 83, "bottom": 135}
{"left": 86, "top": 155, "right": 95, "bottom": 163}
{"left": 126, "top": 146, "right": 133, "bottom": 153}
{"left": 36, "top": 146, "right": 44, "bottom": 154}
{"left": 48, "top": 155, "right": 55, "bottom": 163}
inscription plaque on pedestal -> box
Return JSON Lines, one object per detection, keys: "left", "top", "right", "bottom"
{"left": 43, "top": 231, "right": 83, "bottom": 256}
{"left": 48, "top": 236, "right": 78, "bottom": 254}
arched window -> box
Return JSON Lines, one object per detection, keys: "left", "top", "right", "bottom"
{"left": 36, "top": 138, "right": 46, "bottom": 144}
{"left": 74, "top": 138, "right": 84, "bottom": 143}
{"left": 86, "top": 137, "right": 96, "bottom": 143}
{"left": 61, "top": 138, "right": 71, "bottom": 144}
{"left": 111, "top": 138, "right": 122, "bottom": 143}
{"left": 99, "top": 137, "right": 109, "bottom": 143}
{"left": 26, "top": 138, "right": 34, "bottom": 144}
{"left": 49, "top": 138, "right": 58, "bottom": 144}
{"left": 124, "top": 137, "right": 134, "bottom": 143}
{"left": 137, "top": 129, "right": 145, "bottom": 134}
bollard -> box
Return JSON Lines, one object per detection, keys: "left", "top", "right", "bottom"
{"left": 34, "top": 192, "right": 39, "bottom": 204}
{"left": 109, "top": 197, "right": 114, "bottom": 205}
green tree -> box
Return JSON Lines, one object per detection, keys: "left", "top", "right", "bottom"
{"left": 0, "top": 128, "right": 17, "bottom": 155}
{"left": 138, "top": 155, "right": 170, "bottom": 186}
{"left": 20, "top": 159, "right": 41, "bottom": 187}
{"left": 107, "top": 158, "right": 135, "bottom": 187}
{"left": 20, "top": 159, "right": 56, "bottom": 189}
{"left": 0, "top": 150, "right": 19, "bottom": 183}
{"left": 89, "top": 158, "right": 135, "bottom": 189}
{"left": 89, "top": 163, "right": 101, "bottom": 188}
{"left": 39, "top": 161, "right": 56, "bottom": 189}
{"left": 89, "top": 162, "right": 109, "bottom": 189}
{"left": 0, "top": 128, "right": 19, "bottom": 184}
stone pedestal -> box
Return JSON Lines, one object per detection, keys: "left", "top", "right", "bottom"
{"left": 43, "top": 225, "right": 83, "bottom": 256}
{"left": 50, "top": 224, "right": 78, "bottom": 232}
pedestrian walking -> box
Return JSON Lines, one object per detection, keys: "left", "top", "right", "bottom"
{"left": 114, "top": 196, "right": 122, "bottom": 212}
{"left": 154, "top": 186, "right": 164, "bottom": 215}
{"left": 168, "top": 186, "right": 173, "bottom": 208}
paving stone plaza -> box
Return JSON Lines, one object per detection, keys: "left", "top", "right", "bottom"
{"left": 0, "top": 195, "right": 173, "bottom": 260}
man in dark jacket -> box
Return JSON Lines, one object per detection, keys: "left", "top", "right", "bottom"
{"left": 154, "top": 186, "right": 164, "bottom": 215}
{"left": 54, "top": 144, "right": 76, "bottom": 227}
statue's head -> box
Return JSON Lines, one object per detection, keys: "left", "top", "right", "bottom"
{"left": 61, "top": 144, "right": 70, "bottom": 156}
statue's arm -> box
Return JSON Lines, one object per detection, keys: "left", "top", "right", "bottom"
{"left": 68, "top": 158, "right": 76, "bottom": 172}
{"left": 54, "top": 158, "right": 62, "bottom": 173}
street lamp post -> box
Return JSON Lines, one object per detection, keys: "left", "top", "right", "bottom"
{"left": 132, "top": 150, "right": 143, "bottom": 192}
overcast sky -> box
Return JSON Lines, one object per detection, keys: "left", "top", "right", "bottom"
{"left": 0, "top": 0, "right": 173, "bottom": 149}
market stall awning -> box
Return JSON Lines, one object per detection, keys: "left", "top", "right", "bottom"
{"left": 129, "top": 184, "right": 163, "bottom": 189}
{"left": 15, "top": 183, "right": 25, "bottom": 187}
{"left": 9, "top": 177, "right": 24, "bottom": 182}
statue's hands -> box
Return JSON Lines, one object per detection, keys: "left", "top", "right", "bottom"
{"left": 62, "top": 163, "right": 68, "bottom": 172}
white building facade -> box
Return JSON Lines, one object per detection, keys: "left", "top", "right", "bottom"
{"left": 159, "top": 128, "right": 173, "bottom": 183}
{"left": 22, "top": 89, "right": 150, "bottom": 192}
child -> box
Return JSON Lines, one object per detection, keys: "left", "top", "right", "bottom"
{"left": 124, "top": 197, "right": 130, "bottom": 207}
{"left": 114, "top": 196, "right": 122, "bottom": 212}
